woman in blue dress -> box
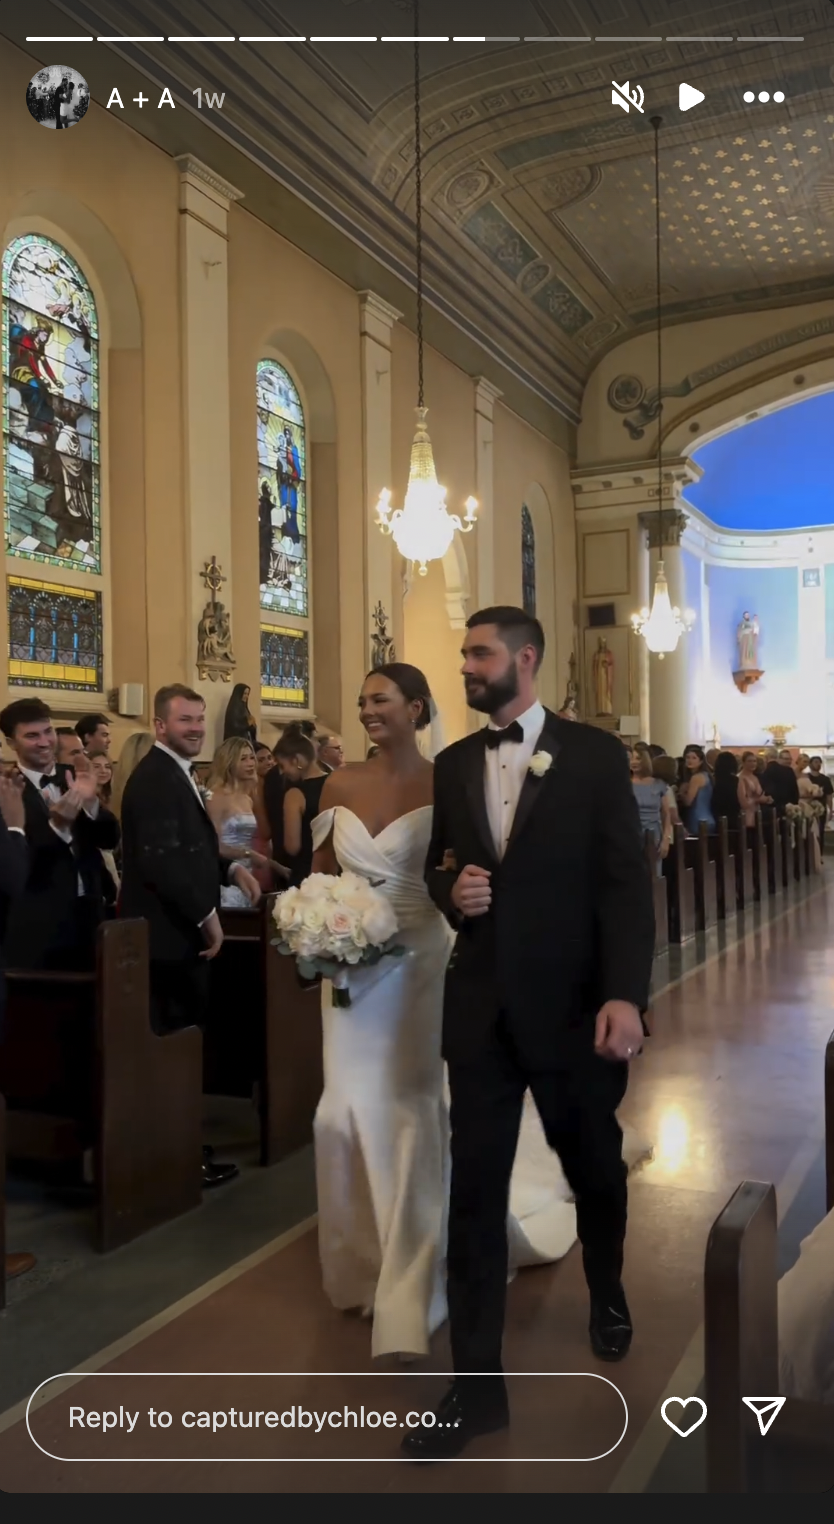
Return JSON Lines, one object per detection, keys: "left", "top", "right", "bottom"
{"left": 627, "top": 745, "right": 674, "bottom": 872}
{"left": 678, "top": 744, "right": 716, "bottom": 836}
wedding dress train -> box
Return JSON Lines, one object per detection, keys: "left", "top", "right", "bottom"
{"left": 311, "top": 805, "right": 650, "bottom": 1360}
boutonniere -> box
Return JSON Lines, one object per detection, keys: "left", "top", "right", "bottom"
{"left": 528, "top": 750, "right": 554, "bottom": 779}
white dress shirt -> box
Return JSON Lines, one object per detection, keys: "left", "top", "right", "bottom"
{"left": 484, "top": 700, "right": 545, "bottom": 860}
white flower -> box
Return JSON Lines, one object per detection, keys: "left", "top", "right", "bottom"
{"left": 300, "top": 902, "right": 328, "bottom": 935}
{"left": 361, "top": 898, "right": 397, "bottom": 947}
{"left": 325, "top": 905, "right": 359, "bottom": 940}
{"left": 528, "top": 750, "right": 554, "bottom": 778}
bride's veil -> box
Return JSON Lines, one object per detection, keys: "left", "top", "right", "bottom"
{"left": 420, "top": 696, "right": 446, "bottom": 761}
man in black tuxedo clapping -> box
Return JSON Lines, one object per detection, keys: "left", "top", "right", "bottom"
{"left": 0, "top": 699, "right": 120, "bottom": 971}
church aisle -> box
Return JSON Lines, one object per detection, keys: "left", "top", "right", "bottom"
{"left": 0, "top": 889, "right": 831, "bottom": 1493}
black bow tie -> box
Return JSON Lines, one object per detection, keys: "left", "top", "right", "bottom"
{"left": 484, "top": 721, "right": 524, "bottom": 749}
{"left": 39, "top": 773, "right": 57, "bottom": 790}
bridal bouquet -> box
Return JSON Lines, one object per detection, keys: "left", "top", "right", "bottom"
{"left": 271, "top": 871, "right": 406, "bottom": 1007}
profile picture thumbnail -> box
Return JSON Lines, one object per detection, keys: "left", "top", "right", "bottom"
{"left": 26, "top": 65, "right": 90, "bottom": 130}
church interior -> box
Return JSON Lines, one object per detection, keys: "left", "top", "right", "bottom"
{"left": 4, "top": 0, "right": 834, "bottom": 1494}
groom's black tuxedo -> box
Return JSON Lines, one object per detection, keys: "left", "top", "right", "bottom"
{"left": 426, "top": 709, "right": 654, "bottom": 1065}
{"left": 425, "top": 709, "right": 655, "bottom": 1379}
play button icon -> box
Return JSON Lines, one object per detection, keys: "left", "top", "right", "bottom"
{"left": 679, "top": 82, "right": 705, "bottom": 111}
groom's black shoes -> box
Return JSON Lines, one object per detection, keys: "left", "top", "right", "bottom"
{"left": 589, "top": 1284, "right": 632, "bottom": 1362}
{"left": 400, "top": 1379, "right": 509, "bottom": 1461}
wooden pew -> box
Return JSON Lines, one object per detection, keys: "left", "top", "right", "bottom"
{"left": 684, "top": 823, "right": 718, "bottom": 934}
{"left": 761, "top": 810, "right": 784, "bottom": 897}
{"left": 711, "top": 816, "right": 737, "bottom": 922}
{"left": 727, "top": 812, "right": 755, "bottom": 911}
{"left": 664, "top": 824, "right": 697, "bottom": 944}
{"left": 704, "top": 1031, "right": 834, "bottom": 1492}
{"left": 205, "top": 897, "right": 323, "bottom": 1165}
{"left": 749, "top": 809, "right": 766, "bottom": 903}
{"left": 644, "top": 834, "right": 668, "bottom": 958}
{"left": 0, "top": 919, "right": 203, "bottom": 1253}
{"left": 779, "top": 816, "right": 795, "bottom": 894}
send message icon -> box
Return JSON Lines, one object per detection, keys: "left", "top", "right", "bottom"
{"left": 742, "top": 1397, "right": 787, "bottom": 1435}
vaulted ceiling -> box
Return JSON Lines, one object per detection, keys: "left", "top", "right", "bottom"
{"left": 9, "top": 1, "right": 834, "bottom": 430}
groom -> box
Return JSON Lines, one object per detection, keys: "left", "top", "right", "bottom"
{"left": 406, "top": 606, "right": 654, "bottom": 1460}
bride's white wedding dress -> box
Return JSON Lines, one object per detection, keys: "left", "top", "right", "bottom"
{"left": 311, "top": 804, "right": 649, "bottom": 1360}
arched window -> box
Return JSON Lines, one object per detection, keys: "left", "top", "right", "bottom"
{"left": 257, "top": 359, "right": 310, "bottom": 711}
{"left": 521, "top": 503, "right": 536, "bottom": 618}
{"left": 3, "top": 234, "right": 103, "bottom": 692}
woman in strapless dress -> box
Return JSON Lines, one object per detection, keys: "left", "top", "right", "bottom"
{"left": 206, "top": 737, "right": 281, "bottom": 904}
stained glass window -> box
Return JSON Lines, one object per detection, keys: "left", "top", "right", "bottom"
{"left": 521, "top": 503, "right": 536, "bottom": 617}
{"left": 7, "top": 574, "right": 102, "bottom": 691}
{"left": 3, "top": 235, "right": 100, "bottom": 572}
{"left": 257, "top": 360, "right": 307, "bottom": 619}
{"left": 260, "top": 624, "right": 309, "bottom": 709}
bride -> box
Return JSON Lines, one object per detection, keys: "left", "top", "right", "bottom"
{"left": 311, "top": 662, "right": 647, "bottom": 1360}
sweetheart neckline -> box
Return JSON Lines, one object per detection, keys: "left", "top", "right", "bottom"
{"left": 327, "top": 804, "right": 433, "bottom": 844}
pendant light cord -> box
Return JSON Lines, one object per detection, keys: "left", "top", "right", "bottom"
{"left": 413, "top": 1, "right": 424, "bottom": 408}
{"left": 651, "top": 115, "right": 663, "bottom": 536}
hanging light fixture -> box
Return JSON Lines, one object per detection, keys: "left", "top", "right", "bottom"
{"left": 631, "top": 115, "right": 695, "bottom": 659}
{"left": 375, "top": 2, "right": 478, "bottom": 574}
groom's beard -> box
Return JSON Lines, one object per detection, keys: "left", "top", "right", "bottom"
{"left": 464, "top": 660, "right": 520, "bottom": 715}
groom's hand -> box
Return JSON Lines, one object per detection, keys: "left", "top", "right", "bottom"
{"left": 451, "top": 864, "right": 492, "bottom": 917}
{"left": 594, "top": 1000, "right": 643, "bottom": 1063}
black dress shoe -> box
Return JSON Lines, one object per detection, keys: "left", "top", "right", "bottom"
{"left": 201, "top": 1158, "right": 239, "bottom": 1189}
{"left": 400, "top": 1379, "right": 509, "bottom": 1462}
{"left": 202, "top": 1145, "right": 215, "bottom": 1162}
{"left": 589, "top": 1286, "right": 633, "bottom": 1361}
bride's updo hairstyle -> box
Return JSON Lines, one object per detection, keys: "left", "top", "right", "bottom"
{"left": 364, "top": 662, "right": 432, "bottom": 731}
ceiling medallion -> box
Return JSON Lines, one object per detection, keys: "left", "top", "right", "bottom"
{"left": 542, "top": 164, "right": 602, "bottom": 208}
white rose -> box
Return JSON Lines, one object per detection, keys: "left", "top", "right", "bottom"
{"left": 331, "top": 874, "right": 364, "bottom": 903}
{"left": 361, "top": 898, "right": 397, "bottom": 947}
{"left": 326, "top": 906, "right": 359, "bottom": 940}
{"left": 300, "top": 902, "right": 327, "bottom": 934}
{"left": 528, "top": 750, "right": 554, "bottom": 778}
{"left": 298, "top": 873, "right": 330, "bottom": 899}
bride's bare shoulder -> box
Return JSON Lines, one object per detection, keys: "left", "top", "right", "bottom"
{"left": 320, "top": 763, "right": 365, "bottom": 806}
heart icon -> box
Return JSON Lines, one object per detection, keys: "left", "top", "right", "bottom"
{"left": 660, "top": 1396, "right": 708, "bottom": 1438}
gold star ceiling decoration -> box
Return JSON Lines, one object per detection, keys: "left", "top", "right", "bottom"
{"left": 555, "top": 112, "right": 834, "bottom": 305}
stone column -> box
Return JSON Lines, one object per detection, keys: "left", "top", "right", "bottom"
{"left": 474, "top": 377, "right": 502, "bottom": 610}
{"left": 359, "top": 292, "right": 401, "bottom": 673}
{"left": 175, "top": 155, "right": 242, "bottom": 750}
{"left": 639, "top": 506, "right": 690, "bottom": 756}
{"left": 798, "top": 562, "right": 826, "bottom": 744}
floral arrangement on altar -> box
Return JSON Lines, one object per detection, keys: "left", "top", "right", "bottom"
{"left": 271, "top": 871, "right": 405, "bottom": 1007}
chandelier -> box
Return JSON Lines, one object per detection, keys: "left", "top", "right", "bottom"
{"left": 375, "top": 3, "right": 479, "bottom": 574}
{"left": 631, "top": 115, "right": 695, "bottom": 659}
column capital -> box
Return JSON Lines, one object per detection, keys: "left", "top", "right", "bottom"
{"left": 174, "top": 155, "right": 242, "bottom": 230}
{"left": 359, "top": 291, "right": 402, "bottom": 343}
{"left": 638, "top": 507, "right": 688, "bottom": 550}
{"left": 473, "top": 376, "right": 503, "bottom": 419}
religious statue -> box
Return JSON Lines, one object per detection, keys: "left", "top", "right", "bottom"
{"left": 558, "top": 694, "right": 578, "bottom": 722}
{"left": 592, "top": 636, "right": 614, "bottom": 717}
{"left": 370, "top": 600, "right": 396, "bottom": 669}
{"left": 737, "top": 611, "right": 760, "bottom": 671}
{"left": 196, "top": 558, "right": 236, "bottom": 682}
{"left": 733, "top": 610, "right": 764, "bottom": 694}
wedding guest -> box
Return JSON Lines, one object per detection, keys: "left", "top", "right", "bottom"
{"left": 627, "top": 746, "right": 673, "bottom": 871}
{"left": 275, "top": 732, "right": 327, "bottom": 887}
{"left": 0, "top": 698, "right": 120, "bottom": 970}
{"left": 0, "top": 769, "right": 36, "bottom": 1285}
{"left": 109, "top": 731, "right": 154, "bottom": 819}
{"left": 705, "top": 748, "right": 720, "bottom": 772}
{"left": 223, "top": 684, "right": 257, "bottom": 746}
{"left": 711, "top": 751, "right": 742, "bottom": 826}
{"left": 737, "top": 750, "right": 772, "bottom": 836}
{"left": 206, "top": 737, "right": 279, "bottom": 901}
{"left": 808, "top": 757, "right": 833, "bottom": 855}
{"left": 652, "top": 754, "right": 679, "bottom": 795}
{"left": 678, "top": 744, "right": 716, "bottom": 836}
{"left": 75, "top": 712, "right": 111, "bottom": 759}
{"left": 318, "top": 733, "right": 345, "bottom": 771}
{"left": 55, "top": 726, "right": 84, "bottom": 768}
{"left": 119, "top": 686, "right": 261, "bottom": 1188}
{"left": 91, "top": 756, "right": 118, "bottom": 903}
{"left": 762, "top": 746, "right": 799, "bottom": 817}
{"left": 254, "top": 742, "right": 275, "bottom": 779}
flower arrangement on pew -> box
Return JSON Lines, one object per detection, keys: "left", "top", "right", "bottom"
{"left": 271, "top": 872, "right": 405, "bottom": 1007}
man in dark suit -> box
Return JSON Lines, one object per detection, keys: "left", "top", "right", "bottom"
{"left": 406, "top": 606, "right": 655, "bottom": 1460}
{"left": 0, "top": 770, "right": 36, "bottom": 1284}
{"left": 0, "top": 698, "right": 120, "bottom": 971}
{"left": 119, "top": 684, "right": 261, "bottom": 1189}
